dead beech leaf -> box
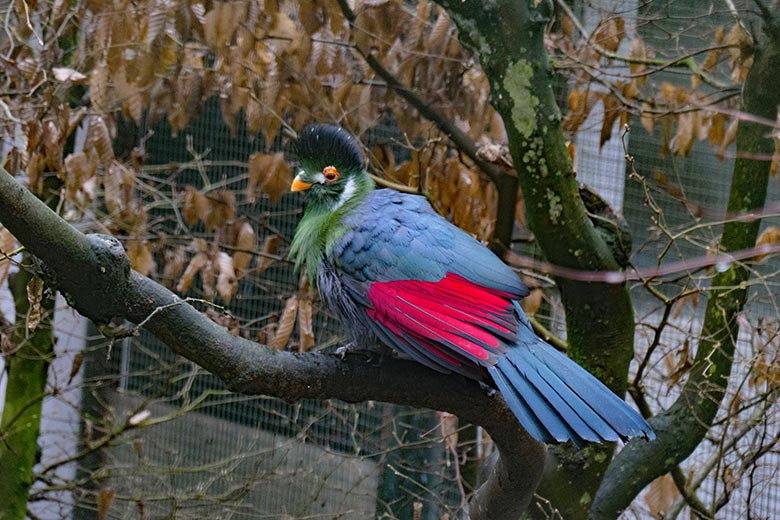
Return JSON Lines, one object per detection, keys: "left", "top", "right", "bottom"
{"left": 161, "top": 246, "right": 187, "bottom": 287}
{"left": 183, "top": 186, "right": 208, "bottom": 226}
{"left": 176, "top": 251, "right": 209, "bottom": 293}
{"left": 233, "top": 221, "right": 256, "bottom": 276}
{"left": 126, "top": 239, "right": 155, "bottom": 276}
{"left": 770, "top": 135, "right": 780, "bottom": 177}
{"left": 27, "top": 277, "right": 44, "bottom": 331}
{"left": 68, "top": 351, "right": 84, "bottom": 384}
{"left": 520, "top": 288, "right": 543, "bottom": 316}
{"left": 672, "top": 112, "right": 696, "bottom": 157}
{"left": 53, "top": 67, "right": 87, "bottom": 83}
{"left": 247, "top": 152, "right": 290, "bottom": 205}
{"left": 204, "top": 191, "right": 236, "bottom": 230}
{"left": 755, "top": 226, "right": 780, "bottom": 260}
{"left": 90, "top": 60, "right": 109, "bottom": 110}
{"left": 87, "top": 115, "right": 114, "bottom": 165}
{"left": 600, "top": 95, "right": 621, "bottom": 147}
{"left": 104, "top": 161, "right": 135, "bottom": 215}
{"left": 0, "top": 228, "right": 18, "bottom": 289}
{"left": 97, "top": 487, "right": 116, "bottom": 520}
{"left": 145, "top": 0, "right": 169, "bottom": 49}
{"left": 257, "top": 234, "right": 281, "bottom": 274}
{"left": 593, "top": 17, "right": 625, "bottom": 53}
{"left": 640, "top": 102, "right": 655, "bottom": 134}
{"left": 717, "top": 118, "right": 738, "bottom": 160}
{"left": 271, "top": 295, "right": 298, "bottom": 350}
{"left": 203, "top": 1, "right": 247, "bottom": 49}
{"left": 644, "top": 473, "right": 680, "bottom": 517}
{"left": 298, "top": 297, "right": 315, "bottom": 351}
{"left": 215, "top": 251, "right": 237, "bottom": 303}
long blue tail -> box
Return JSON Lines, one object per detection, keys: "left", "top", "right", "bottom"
{"left": 487, "top": 313, "right": 655, "bottom": 446}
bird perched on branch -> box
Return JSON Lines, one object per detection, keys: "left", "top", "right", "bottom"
{"left": 289, "top": 124, "right": 654, "bottom": 446}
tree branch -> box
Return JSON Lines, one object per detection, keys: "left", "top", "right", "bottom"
{"left": 0, "top": 165, "right": 546, "bottom": 520}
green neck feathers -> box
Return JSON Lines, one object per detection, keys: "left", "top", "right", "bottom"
{"left": 290, "top": 171, "right": 374, "bottom": 283}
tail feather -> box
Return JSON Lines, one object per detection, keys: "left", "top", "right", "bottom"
{"left": 490, "top": 327, "right": 655, "bottom": 446}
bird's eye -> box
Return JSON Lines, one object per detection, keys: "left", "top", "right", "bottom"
{"left": 323, "top": 166, "right": 339, "bottom": 182}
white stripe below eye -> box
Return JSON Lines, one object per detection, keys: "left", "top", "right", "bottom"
{"left": 332, "top": 176, "right": 357, "bottom": 210}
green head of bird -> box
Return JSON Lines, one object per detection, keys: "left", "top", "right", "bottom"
{"left": 290, "top": 124, "right": 373, "bottom": 212}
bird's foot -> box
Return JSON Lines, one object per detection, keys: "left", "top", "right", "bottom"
{"left": 479, "top": 381, "right": 497, "bottom": 397}
{"left": 335, "top": 342, "right": 362, "bottom": 360}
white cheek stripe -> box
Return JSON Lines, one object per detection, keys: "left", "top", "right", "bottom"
{"left": 333, "top": 176, "right": 357, "bottom": 210}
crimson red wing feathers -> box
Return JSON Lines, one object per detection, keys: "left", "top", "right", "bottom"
{"left": 366, "top": 273, "right": 518, "bottom": 369}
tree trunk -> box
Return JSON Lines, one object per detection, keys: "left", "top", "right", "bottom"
{"left": 0, "top": 267, "right": 55, "bottom": 520}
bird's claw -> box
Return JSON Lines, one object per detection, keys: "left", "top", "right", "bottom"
{"left": 335, "top": 342, "right": 357, "bottom": 360}
{"left": 479, "top": 381, "right": 497, "bottom": 397}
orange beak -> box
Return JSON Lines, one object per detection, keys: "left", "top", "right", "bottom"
{"left": 290, "top": 175, "right": 313, "bottom": 192}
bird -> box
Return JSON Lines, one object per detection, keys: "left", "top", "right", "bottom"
{"left": 289, "top": 123, "right": 654, "bottom": 446}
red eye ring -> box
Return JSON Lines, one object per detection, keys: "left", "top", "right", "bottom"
{"left": 323, "top": 166, "right": 339, "bottom": 182}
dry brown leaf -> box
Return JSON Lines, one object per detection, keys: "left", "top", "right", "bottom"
{"left": 708, "top": 112, "right": 726, "bottom": 145}
{"left": 644, "top": 473, "right": 680, "bottom": 517}
{"left": 215, "top": 251, "right": 237, "bottom": 303}
{"left": 439, "top": 411, "right": 459, "bottom": 454}
{"left": 182, "top": 186, "right": 208, "bottom": 226}
{"left": 600, "top": 94, "right": 621, "bottom": 147}
{"left": 97, "top": 487, "right": 115, "bottom": 520}
{"left": 104, "top": 161, "right": 135, "bottom": 215}
{"left": 204, "top": 191, "right": 236, "bottom": 230}
{"left": 0, "top": 228, "right": 17, "bottom": 289}
{"left": 247, "top": 152, "right": 290, "bottom": 205}
{"left": 90, "top": 60, "right": 109, "bottom": 110}
{"left": 126, "top": 239, "right": 155, "bottom": 276}
{"left": 428, "top": 10, "right": 451, "bottom": 52}
{"left": 64, "top": 151, "right": 98, "bottom": 202}
{"left": 233, "top": 221, "right": 256, "bottom": 276}
{"left": 717, "top": 118, "right": 738, "bottom": 160}
{"left": 26, "top": 276, "right": 44, "bottom": 331}
{"left": 161, "top": 246, "right": 187, "bottom": 288}
{"left": 593, "top": 17, "right": 625, "bottom": 53}
{"left": 87, "top": 115, "right": 114, "bottom": 165}
{"left": 671, "top": 112, "right": 696, "bottom": 157}
{"left": 297, "top": 297, "right": 315, "bottom": 351}
{"left": 203, "top": 1, "right": 247, "bottom": 49}
{"left": 271, "top": 295, "right": 298, "bottom": 350}
{"left": 755, "top": 226, "right": 780, "bottom": 260}
{"left": 770, "top": 135, "right": 780, "bottom": 177}
{"left": 639, "top": 102, "right": 655, "bottom": 134}
{"left": 563, "top": 89, "right": 601, "bottom": 134}
{"left": 257, "top": 234, "right": 281, "bottom": 274}
{"left": 68, "top": 351, "right": 84, "bottom": 385}
{"left": 145, "top": 0, "right": 169, "bottom": 49}
{"left": 53, "top": 67, "right": 88, "bottom": 83}
{"left": 520, "top": 288, "right": 543, "bottom": 316}
{"left": 176, "top": 251, "right": 209, "bottom": 293}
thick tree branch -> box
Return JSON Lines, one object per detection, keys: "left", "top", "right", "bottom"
{"left": 0, "top": 165, "right": 546, "bottom": 520}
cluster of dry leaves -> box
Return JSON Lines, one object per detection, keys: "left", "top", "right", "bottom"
{"left": 1, "top": 0, "right": 777, "bottom": 355}
{"left": 553, "top": 12, "right": 779, "bottom": 172}
{"left": 0, "top": 0, "right": 514, "bottom": 350}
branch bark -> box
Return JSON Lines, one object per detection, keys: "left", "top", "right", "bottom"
{"left": 591, "top": 19, "right": 780, "bottom": 519}
{"left": 0, "top": 165, "right": 546, "bottom": 520}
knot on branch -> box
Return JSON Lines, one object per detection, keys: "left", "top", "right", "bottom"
{"left": 60, "top": 234, "right": 132, "bottom": 324}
